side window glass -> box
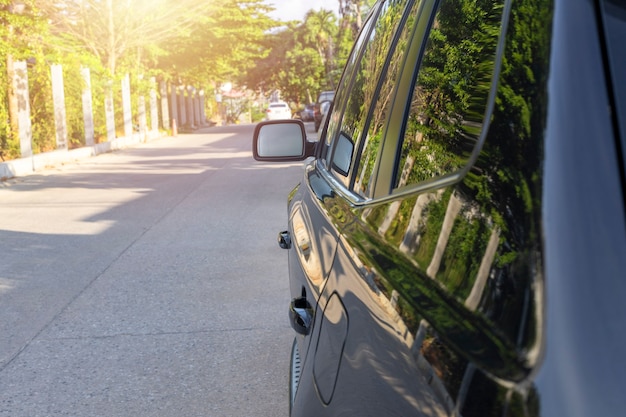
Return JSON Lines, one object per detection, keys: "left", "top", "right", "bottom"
{"left": 326, "top": 0, "right": 414, "bottom": 185}
{"left": 353, "top": 0, "right": 423, "bottom": 196}
{"left": 395, "top": 1, "right": 506, "bottom": 190}
{"left": 320, "top": 5, "right": 381, "bottom": 165}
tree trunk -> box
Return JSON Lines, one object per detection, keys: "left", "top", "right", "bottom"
{"left": 107, "top": 0, "right": 116, "bottom": 74}
{"left": 6, "top": 53, "right": 19, "bottom": 144}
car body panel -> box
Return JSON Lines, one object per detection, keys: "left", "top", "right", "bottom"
{"left": 534, "top": 1, "right": 626, "bottom": 415}
{"left": 286, "top": 167, "right": 342, "bottom": 385}
{"left": 254, "top": 0, "right": 626, "bottom": 415}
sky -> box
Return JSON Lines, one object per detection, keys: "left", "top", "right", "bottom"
{"left": 266, "top": 0, "right": 340, "bottom": 23}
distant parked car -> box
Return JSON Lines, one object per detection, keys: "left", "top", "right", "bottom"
{"left": 314, "top": 91, "right": 334, "bottom": 131}
{"left": 301, "top": 104, "right": 315, "bottom": 122}
{"left": 265, "top": 102, "right": 292, "bottom": 120}
{"left": 293, "top": 104, "right": 315, "bottom": 122}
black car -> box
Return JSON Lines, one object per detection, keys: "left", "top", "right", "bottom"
{"left": 253, "top": 0, "right": 626, "bottom": 416}
{"left": 293, "top": 104, "right": 315, "bottom": 122}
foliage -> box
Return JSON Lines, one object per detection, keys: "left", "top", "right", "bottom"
{"left": 250, "top": 20, "right": 326, "bottom": 106}
{"left": 157, "top": 0, "right": 276, "bottom": 87}
{"left": 464, "top": 0, "right": 551, "bottom": 244}
{"left": 247, "top": 8, "right": 343, "bottom": 106}
{"left": 1, "top": 0, "right": 358, "bottom": 160}
{"left": 438, "top": 210, "right": 489, "bottom": 299}
{"left": 28, "top": 56, "right": 56, "bottom": 153}
{"left": 1, "top": 0, "right": 50, "bottom": 158}
{"left": 304, "top": 9, "right": 338, "bottom": 90}
{"left": 0, "top": 0, "right": 46, "bottom": 59}
{"left": 414, "top": 191, "right": 450, "bottom": 267}
{"left": 39, "top": 0, "right": 214, "bottom": 76}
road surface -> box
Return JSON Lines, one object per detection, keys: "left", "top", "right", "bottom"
{"left": 0, "top": 123, "right": 311, "bottom": 416}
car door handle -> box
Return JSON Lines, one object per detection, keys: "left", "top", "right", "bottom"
{"left": 278, "top": 230, "right": 291, "bottom": 249}
{"left": 289, "top": 297, "right": 314, "bottom": 335}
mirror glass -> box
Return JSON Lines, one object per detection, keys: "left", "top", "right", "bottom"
{"left": 257, "top": 123, "right": 304, "bottom": 157}
{"left": 332, "top": 132, "right": 354, "bottom": 176}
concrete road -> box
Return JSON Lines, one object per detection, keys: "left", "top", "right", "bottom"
{"left": 0, "top": 123, "right": 312, "bottom": 416}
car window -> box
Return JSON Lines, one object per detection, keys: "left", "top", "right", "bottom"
{"left": 321, "top": 4, "right": 382, "bottom": 166}
{"left": 326, "top": 0, "right": 419, "bottom": 187}
{"left": 352, "top": 0, "right": 426, "bottom": 196}
{"left": 393, "top": 1, "right": 506, "bottom": 191}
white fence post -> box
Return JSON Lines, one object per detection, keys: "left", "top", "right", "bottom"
{"left": 193, "top": 89, "right": 200, "bottom": 127}
{"left": 121, "top": 74, "right": 132, "bottom": 138}
{"left": 187, "top": 87, "right": 195, "bottom": 128}
{"left": 12, "top": 60, "right": 33, "bottom": 158}
{"left": 170, "top": 83, "right": 179, "bottom": 131}
{"left": 179, "top": 86, "right": 187, "bottom": 128}
{"left": 138, "top": 95, "right": 147, "bottom": 141}
{"left": 105, "top": 82, "right": 115, "bottom": 142}
{"left": 159, "top": 80, "right": 170, "bottom": 130}
{"left": 150, "top": 78, "right": 159, "bottom": 133}
{"left": 51, "top": 64, "right": 68, "bottom": 149}
{"left": 199, "top": 89, "right": 206, "bottom": 126}
{"left": 81, "top": 67, "right": 95, "bottom": 146}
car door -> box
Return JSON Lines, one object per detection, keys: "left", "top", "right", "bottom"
{"left": 286, "top": 2, "right": 386, "bottom": 410}
{"left": 291, "top": 0, "right": 440, "bottom": 414}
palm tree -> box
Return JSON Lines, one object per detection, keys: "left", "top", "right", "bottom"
{"left": 304, "top": 9, "right": 337, "bottom": 89}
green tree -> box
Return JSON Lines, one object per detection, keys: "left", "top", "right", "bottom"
{"left": 248, "top": 9, "right": 346, "bottom": 106}
{"left": 248, "top": 18, "right": 329, "bottom": 106}
{"left": 1, "top": 0, "right": 49, "bottom": 159}
{"left": 279, "top": 31, "right": 325, "bottom": 106}
{"left": 158, "top": 0, "right": 276, "bottom": 86}
{"left": 40, "top": 0, "right": 213, "bottom": 76}
{"left": 305, "top": 9, "right": 338, "bottom": 90}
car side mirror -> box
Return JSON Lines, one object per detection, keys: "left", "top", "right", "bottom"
{"left": 252, "top": 120, "right": 316, "bottom": 161}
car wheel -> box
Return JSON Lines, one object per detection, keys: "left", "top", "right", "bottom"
{"left": 289, "top": 337, "right": 302, "bottom": 413}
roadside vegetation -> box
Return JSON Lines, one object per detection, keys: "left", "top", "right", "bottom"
{"left": 1, "top": 0, "right": 375, "bottom": 160}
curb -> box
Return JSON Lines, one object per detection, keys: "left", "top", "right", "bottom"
{"left": 1, "top": 131, "right": 165, "bottom": 181}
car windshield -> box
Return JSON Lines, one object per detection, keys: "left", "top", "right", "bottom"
{"left": 601, "top": 0, "right": 626, "bottom": 166}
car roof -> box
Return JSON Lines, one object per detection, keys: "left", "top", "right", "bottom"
{"left": 318, "top": 91, "right": 335, "bottom": 100}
